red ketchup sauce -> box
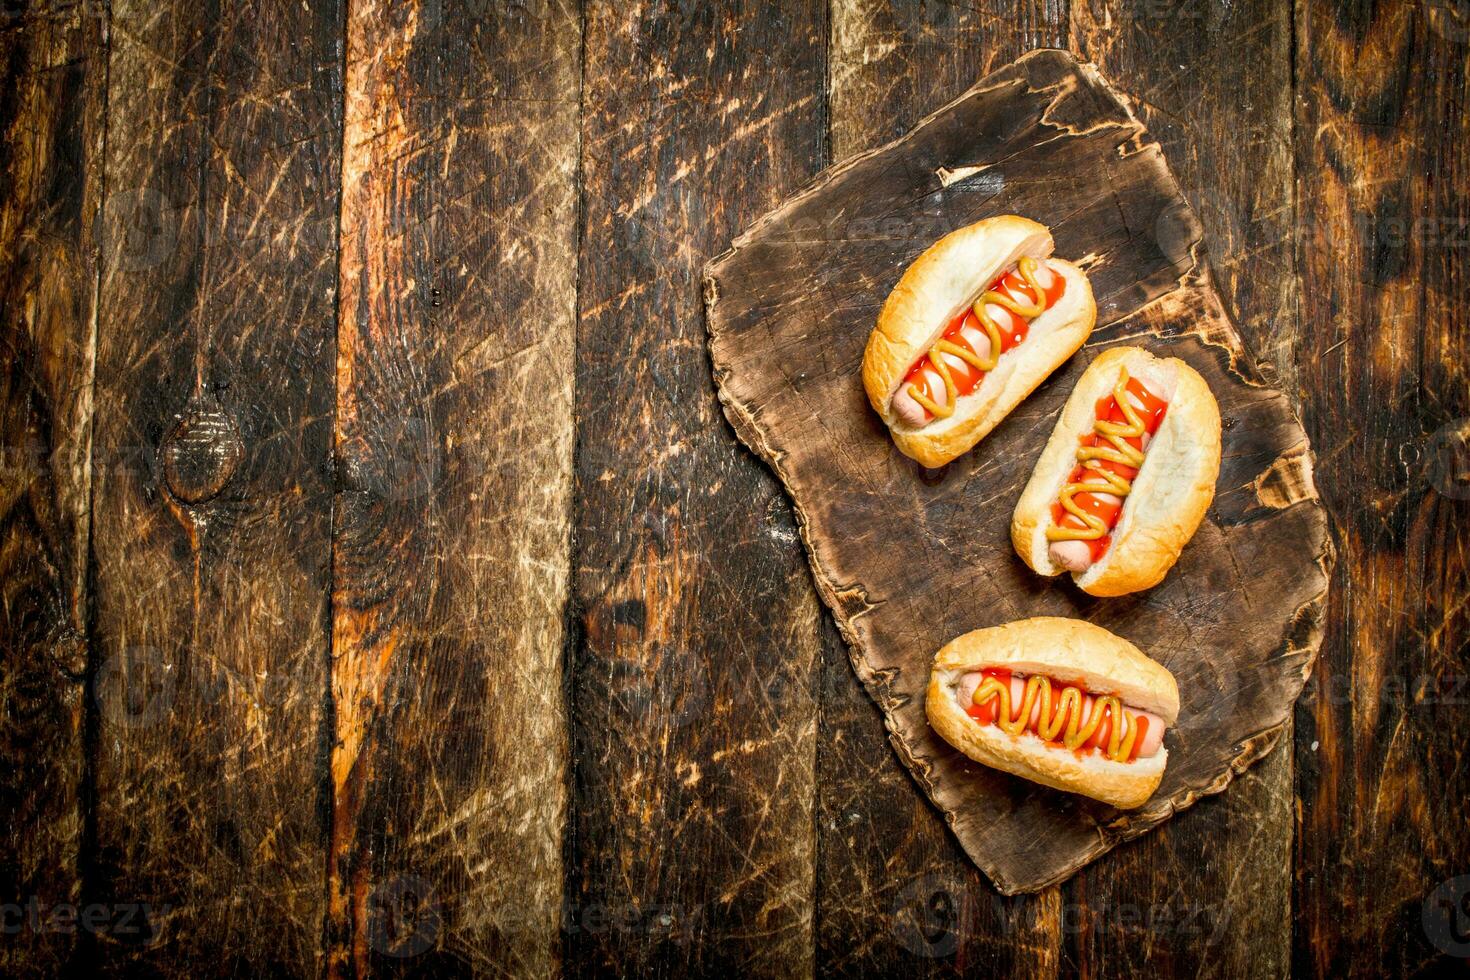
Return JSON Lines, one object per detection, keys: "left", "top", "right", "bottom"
{"left": 1049, "top": 379, "right": 1170, "bottom": 561}
{"left": 963, "top": 668, "right": 1150, "bottom": 762}
{"left": 899, "top": 263, "right": 1066, "bottom": 420}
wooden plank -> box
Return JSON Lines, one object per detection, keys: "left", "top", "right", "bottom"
{"left": 1068, "top": 1, "right": 1296, "bottom": 975}
{"left": 568, "top": 1, "right": 828, "bottom": 974}
{"left": 821, "top": 4, "right": 1066, "bottom": 975}
{"left": 0, "top": 2, "right": 105, "bottom": 974}
{"left": 706, "top": 41, "right": 1330, "bottom": 907}
{"left": 1292, "top": 2, "right": 1470, "bottom": 976}
{"left": 328, "top": 0, "right": 580, "bottom": 975}
{"left": 88, "top": 0, "right": 342, "bottom": 971}
{"left": 831, "top": 0, "right": 1068, "bottom": 160}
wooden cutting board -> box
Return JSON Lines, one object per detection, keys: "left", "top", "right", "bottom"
{"left": 702, "top": 49, "right": 1333, "bottom": 894}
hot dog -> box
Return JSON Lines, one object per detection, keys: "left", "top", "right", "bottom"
{"left": 862, "top": 215, "right": 1096, "bottom": 468}
{"left": 926, "top": 617, "right": 1179, "bottom": 809}
{"left": 1011, "top": 347, "right": 1221, "bottom": 597}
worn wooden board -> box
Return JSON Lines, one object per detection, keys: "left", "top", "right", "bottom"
{"left": 568, "top": 1, "right": 829, "bottom": 974}
{"left": 87, "top": 0, "right": 343, "bottom": 972}
{"left": 1292, "top": 3, "right": 1470, "bottom": 977}
{"left": 329, "top": 0, "right": 578, "bottom": 975}
{"left": 0, "top": 2, "right": 105, "bottom": 974}
{"left": 704, "top": 49, "right": 1333, "bottom": 894}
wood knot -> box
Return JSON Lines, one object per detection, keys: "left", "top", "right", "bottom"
{"left": 161, "top": 404, "right": 243, "bottom": 504}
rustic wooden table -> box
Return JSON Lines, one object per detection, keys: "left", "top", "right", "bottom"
{"left": 2, "top": 0, "right": 1466, "bottom": 977}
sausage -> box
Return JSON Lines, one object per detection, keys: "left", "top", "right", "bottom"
{"left": 1048, "top": 538, "right": 1095, "bottom": 572}
{"left": 1045, "top": 409, "right": 1163, "bottom": 573}
{"left": 890, "top": 382, "right": 931, "bottom": 428}
{"left": 956, "top": 670, "right": 984, "bottom": 708}
{"left": 929, "top": 618, "right": 1180, "bottom": 807}
{"left": 955, "top": 670, "right": 1166, "bottom": 759}
{"left": 887, "top": 323, "right": 994, "bottom": 429}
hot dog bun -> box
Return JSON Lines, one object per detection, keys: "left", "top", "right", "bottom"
{"left": 1011, "top": 346, "right": 1221, "bottom": 596}
{"left": 926, "top": 617, "right": 1179, "bottom": 809}
{"left": 863, "top": 215, "right": 1096, "bottom": 468}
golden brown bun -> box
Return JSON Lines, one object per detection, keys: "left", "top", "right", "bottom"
{"left": 1011, "top": 347, "right": 1221, "bottom": 596}
{"left": 925, "top": 618, "right": 1179, "bottom": 809}
{"left": 862, "top": 215, "right": 1097, "bottom": 468}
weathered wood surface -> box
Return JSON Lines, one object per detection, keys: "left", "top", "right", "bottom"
{"left": 569, "top": 1, "right": 828, "bottom": 974}
{"left": 704, "top": 49, "right": 1333, "bottom": 893}
{"left": 330, "top": 0, "right": 578, "bottom": 975}
{"left": 0, "top": 2, "right": 104, "bottom": 975}
{"left": 1293, "top": 3, "right": 1470, "bottom": 977}
{"left": 1, "top": 0, "right": 1467, "bottom": 976}
{"left": 88, "top": 0, "right": 342, "bottom": 973}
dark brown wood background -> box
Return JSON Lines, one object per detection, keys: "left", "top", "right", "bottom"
{"left": 0, "top": 0, "right": 1465, "bottom": 977}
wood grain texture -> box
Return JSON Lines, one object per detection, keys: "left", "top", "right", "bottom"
{"left": 88, "top": 0, "right": 342, "bottom": 971}
{"left": 1069, "top": 1, "right": 1296, "bottom": 975}
{"left": 330, "top": 0, "right": 579, "bottom": 975}
{"left": 2, "top": 1, "right": 1466, "bottom": 974}
{"left": 831, "top": 0, "right": 1067, "bottom": 161}
{"left": 706, "top": 49, "right": 1331, "bottom": 895}
{"left": 820, "top": 3, "right": 1067, "bottom": 975}
{"left": 569, "top": 0, "right": 828, "bottom": 974}
{"left": 1292, "top": 2, "right": 1470, "bottom": 976}
{"left": 0, "top": 1, "right": 105, "bottom": 974}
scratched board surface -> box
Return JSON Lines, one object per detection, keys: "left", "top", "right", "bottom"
{"left": 704, "top": 49, "right": 1333, "bottom": 893}
{"left": 3, "top": 0, "right": 1468, "bottom": 975}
